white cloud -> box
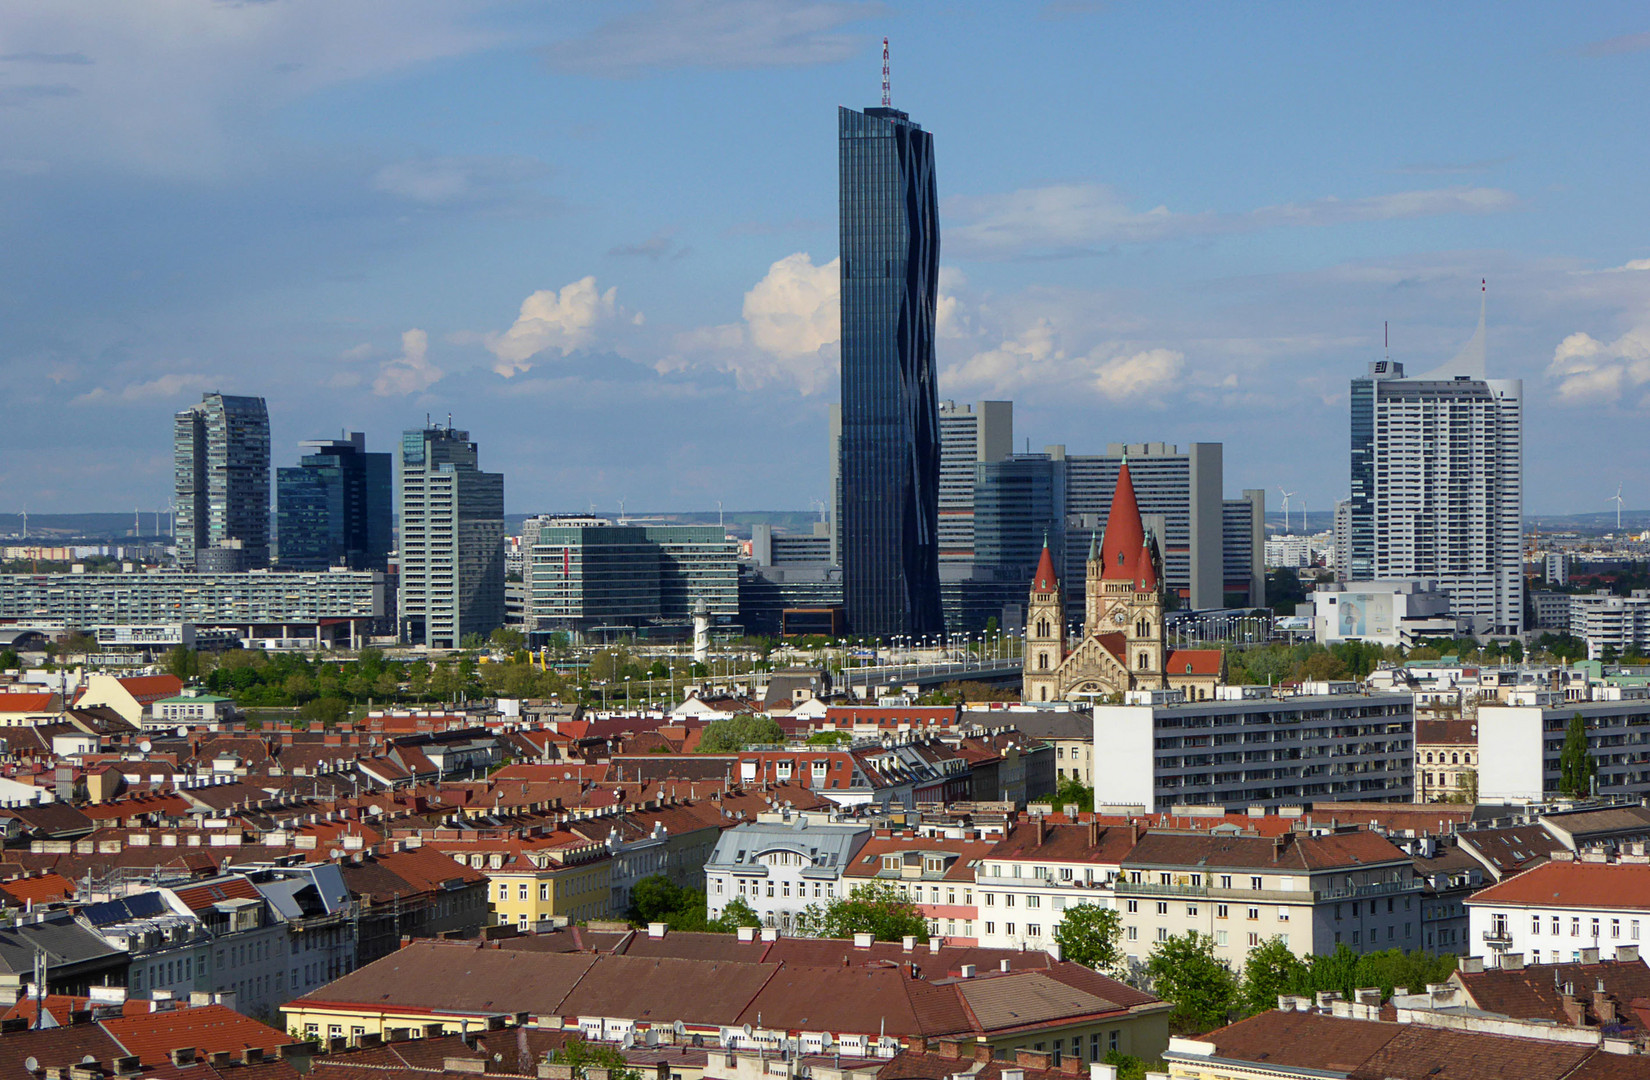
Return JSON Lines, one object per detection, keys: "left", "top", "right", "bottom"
{"left": 487, "top": 277, "right": 638, "bottom": 377}
{"left": 70, "top": 371, "right": 211, "bottom": 406}
{"left": 941, "top": 315, "right": 1184, "bottom": 404}
{"left": 1092, "top": 348, "right": 1185, "bottom": 401}
{"left": 1547, "top": 326, "right": 1650, "bottom": 403}
{"left": 946, "top": 182, "right": 1520, "bottom": 259}
{"left": 0, "top": 1, "right": 498, "bottom": 179}
{"left": 665, "top": 253, "right": 840, "bottom": 393}
{"left": 373, "top": 329, "right": 442, "bottom": 396}
{"left": 543, "top": 0, "right": 884, "bottom": 76}
{"left": 371, "top": 155, "right": 549, "bottom": 208}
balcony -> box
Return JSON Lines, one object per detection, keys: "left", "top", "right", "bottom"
{"left": 1482, "top": 927, "right": 1513, "bottom": 947}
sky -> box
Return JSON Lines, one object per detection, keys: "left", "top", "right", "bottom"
{"left": 2, "top": 1, "right": 1648, "bottom": 519}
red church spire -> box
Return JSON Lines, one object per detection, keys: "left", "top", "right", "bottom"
{"left": 1099, "top": 461, "right": 1146, "bottom": 581}
{"left": 1033, "top": 535, "right": 1058, "bottom": 593}
{"left": 1135, "top": 536, "right": 1158, "bottom": 591}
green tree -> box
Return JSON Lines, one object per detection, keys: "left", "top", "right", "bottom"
{"left": 548, "top": 1036, "right": 642, "bottom": 1080}
{"left": 708, "top": 897, "right": 760, "bottom": 933}
{"left": 1145, "top": 932, "right": 1236, "bottom": 1033}
{"left": 697, "top": 715, "right": 785, "bottom": 753}
{"left": 1238, "top": 937, "right": 1306, "bottom": 1016}
{"left": 1053, "top": 776, "right": 1095, "bottom": 813}
{"left": 162, "top": 645, "right": 199, "bottom": 680}
{"left": 630, "top": 874, "right": 689, "bottom": 923}
{"left": 0, "top": 649, "right": 19, "bottom": 672}
{"left": 1051, "top": 903, "right": 1122, "bottom": 975}
{"left": 491, "top": 627, "right": 526, "bottom": 651}
{"left": 807, "top": 730, "right": 852, "bottom": 746}
{"left": 794, "top": 881, "right": 928, "bottom": 942}
{"left": 299, "top": 696, "right": 348, "bottom": 728}
{"left": 1559, "top": 712, "right": 1597, "bottom": 798}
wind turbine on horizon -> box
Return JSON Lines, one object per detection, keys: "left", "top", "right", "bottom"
{"left": 1278, "top": 487, "right": 1296, "bottom": 534}
{"left": 1610, "top": 483, "right": 1626, "bottom": 530}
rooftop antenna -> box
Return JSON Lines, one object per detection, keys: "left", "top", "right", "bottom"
{"left": 1384, "top": 320, "right": 1389, "bottom": 363}
{"left": 881, "top": 38, "right": 890, "bottom": 108}
{"left": 717, "top": 500, "right": 724, "bottom": 529}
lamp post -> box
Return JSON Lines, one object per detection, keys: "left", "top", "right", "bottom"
{"left": 625, "top": 675, "right": 632, "bottom": 710}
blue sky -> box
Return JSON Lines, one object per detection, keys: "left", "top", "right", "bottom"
{"left": 2, "top": 1, "right": 1648, "bottom": 517}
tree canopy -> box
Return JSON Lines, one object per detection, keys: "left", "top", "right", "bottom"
{"left": 1560, "top": 712, "right": 1597, "bottom": 798}
{"left": 1145, "top": 932, "right": 1237, "bottom": 1033}
{"left": 794, "top": 881, "right": 929, "bottom": 942}
{"left": 696, "top": 715, "right": 785, "bottom": 753}
{"left": 1051, "top": 903, "right": 1122, "bottom": 975}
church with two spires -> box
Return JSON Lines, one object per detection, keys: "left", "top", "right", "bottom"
{"left": 1022, "top": 459, "right": 1225, "bottom": 703}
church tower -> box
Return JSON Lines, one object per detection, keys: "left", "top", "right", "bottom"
{"left": 1083, "top": 529, "right": 1104, "bottom": 638}
{"left": 1023, "top": 539, "right": 1065, "bottom": 703}
{"left": 1124, "top": 533, "right": 1166, "bottom": 687}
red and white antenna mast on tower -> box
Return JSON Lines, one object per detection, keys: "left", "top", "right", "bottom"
{"left": 881, "top": 38, "right": 891, "bottom": 107}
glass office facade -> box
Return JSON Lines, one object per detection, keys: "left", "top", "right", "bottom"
{"left": 838, "top": 105, "right": 943, "bottom": 639}
{"left": 397, "top": 426, "right": 505, "bottom": 648}
{"left": 173, "top": 393, "right": 270, "bottom": 571}
{"left": 275, "top": 433, "right": 392, "bottom": 571}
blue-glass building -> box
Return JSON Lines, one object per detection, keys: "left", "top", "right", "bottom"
{"left": 275, "top": 432, "right": 392, "bottom": 571}
{"left": 837, "top": 104, "right": 943, "bottom": 639}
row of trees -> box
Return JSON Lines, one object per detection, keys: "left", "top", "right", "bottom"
{"left": 1048, "top": 903, "right": 1455, "bottom": 1034}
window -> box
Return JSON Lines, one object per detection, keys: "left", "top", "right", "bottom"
{"left": 985, "top": 922, "right": 995, "bottom": 935}
{"left": 1028, "top": 924, "right": 1041, "bottom": 937}
{"left": 1248, "top": 932, "right": 1260, "bottom": 947}
{"left": 1573, "top": 918, "right": 1581, "bottom": 937}
{"left": 1217, "top": 903, "right": 1229, "bottom": 919}
{"left": 1156, "top": 927, "right": 1168, "bottom": 942}
{"left": 1187, "top": 904, "right": 1198, "bottom": 917}
{"left": 1126, "top": 926, "right": 1137, "bottom": 941}
{"left": 1220, "top": 875, "right": 1232, "bottom": 889}
{"left": 1247, "top": 907, "right": 1259, "bottom": 921}
{"left": 1215, "top": 930, "right": 1228, "bottom": 946}
{"left": 1593, "top": 919, "right": 1602, "bottom": 939}
{"left": 1533, "top": 915, "right": 1541, "bottom": 935}
{"left": 1156, "top": 902, "right": 1168, "bottom": 915}
{"left": 1278, "top": 907, "right": 1289, "bottom": 922}
{"left": 1553, "top": 917, "right": 1561, "bottom": 935}
{"left": 497, "top": 883, "right": 508, "bottom": 900}
{"left": 1251, "top": 876, "right": 1263, "bottom": 890}
{"left": 518, "top": 884, "right": 528, "bottom": 901}
{"left": 1126, "top": 900, "right": 1138, "bottom": 913}
{"left": 1027, "top": 895, "right": 1040, "bottom": 908}
{"left": 985, "top": 893, "right": 995, "bottom": 907}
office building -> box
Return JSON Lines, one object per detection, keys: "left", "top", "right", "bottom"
{"left": 275, "top": 432, "right": 392, "bottom": 571}
{"left": 1051, "top": 442, "right": 1225, "bottom": 616}
{"left": 1347, "top": 298, "right": 1523, "bottom": 633}
{"left": 173, "top": 393, "right": 270, "bottom": 571}
{"left": 529, "top": 520, "right": 737, "bottom": 638}
{"left": 1478, "top": 693, "right": 1650, "bottom": 803}
{"left": 1310, "top": 579, "right": 1461, "bottom": 647}
{"left": 1091, "top": 687, "right": 1415, "bottom": 810}
{"left": 938, "top": 400, "right": 1013, "bottom": 564}
{"left": 397, "top": 425, "right": 504, "bottom": 648}
{"left": 0, "top": 569, "right": 385, "bottom": 647}
{"left": 1332, "top": 498, "right": 1352, "bottom": 582}
{"left": 837, "top": 103, "right": 943, "bottom": 639}
{"left": 1223, "top": 490, "right": 1266, "bottom": 608}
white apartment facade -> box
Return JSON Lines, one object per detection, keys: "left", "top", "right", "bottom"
{"left": 971, "top": 819, "right": 1133, "bottom": 952}
{"left": 1466, "top": 856, "right": 1650, "bottom": 964}
{"left": 704, "top": 815, "right": 871, "bottom": 931}
{"left": 1346, "top": 303, "right": 1523, "bottom": 635}
{"left": 1477, "top": 694, "right": 1650, "bottom": 802}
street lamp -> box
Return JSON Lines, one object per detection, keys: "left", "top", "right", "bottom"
{"left": 625, "top": 675, "right": 632, "bottom": 710}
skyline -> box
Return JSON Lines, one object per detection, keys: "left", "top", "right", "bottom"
{"left": 3, "top": 2, "right": 1649, "bottom": 517}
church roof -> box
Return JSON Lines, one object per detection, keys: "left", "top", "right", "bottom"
{"left": 1033, "top": 541, "right": 1058, "bottom": 593}
{"left": 1099, "top": 461, "right": 1146, "bottom": 582}
{"left": 1166, "top": 649, "right": 1223, "bottom": 676}
{"left": 1135, "top": 537, "right": 1158, "bottom": 591}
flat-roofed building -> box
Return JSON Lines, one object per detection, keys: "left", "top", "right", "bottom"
{"left": 1091, "top": 687, "right": 1415, "bottom": 811}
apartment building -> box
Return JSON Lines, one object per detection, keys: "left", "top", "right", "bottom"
{"left": 972, "top": 818, "right": 1135, "bottom": 952}
{"left": 1467, "top": 855, "right": 1650, "bottom": 964}
{"left": 1477, "top": 695, "right": 1650, "bottom": 802}
{"left": 1115, "top": 829, "right": 1422, "bottom": 970}
{"left": 841, "top": 829, "right": 997, "bottom": 943}
{"left": 1092, "top": 687, "right": 1415, "bottom": 811}
{"left": 704, "top": 815, "right": 871, "bottom": 930}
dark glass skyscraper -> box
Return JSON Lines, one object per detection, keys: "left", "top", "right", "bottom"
{"left": 275, "top": 432, "right": 392, "bottom": 571}
{"left": 837, "top": 104, "right": 943, "bottom": 639}
{"left": 174, "top": 392, "right": 270, "bottom": 571}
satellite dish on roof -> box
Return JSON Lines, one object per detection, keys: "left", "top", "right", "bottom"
{"left": 329, "top": 849, "right": 343, "bottom": 860}
{"left": 24, "top": 1058, "right": 38, "bottom": 1074}
{"left": 673, "top": 1021, "right": 685, "bottom": 1037}
{"left": 176, "top": 726, "right": 188, "bottom": 738}
{"left": 139, "top": 739, "right": 152, "bottom": 754}
{"left": 620, "top": 1033, "right": 634, "bottom": 1051}
{"left": 743, "top": 1025, "right": 753, "bottom": 1039}
{"left": 82, "top": 1057, "right": 97, "bottom": 1065}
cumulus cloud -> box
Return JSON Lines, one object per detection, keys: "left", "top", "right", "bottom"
{"left": 373, "top": 329, "right": 442, "bottom": 396}
{"left": 941, "top": 314, "right": 1185, "bottom": 404}
{"left": 487, "top": 277, "right": 639, "bottom": 377}
{"left": 543, "top": 0, "right": 884, "bottom": 76}
{"left": 664, "top": 253, "right": 840, "bottom": 393}
{"left": 1092, "top": 348, "right": 1185, "bottom": 401}
{"left": 946, "top": 182, "right": 1520, "bottom": 259}
{"left": 1547, "top": 325, "right": 1650, "bottom": 403}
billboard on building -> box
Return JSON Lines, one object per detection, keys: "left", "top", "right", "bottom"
{"left": 1337, "top": 592, "right": 1394, "bottom": 639}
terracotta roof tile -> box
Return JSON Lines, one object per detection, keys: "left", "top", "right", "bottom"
{"left": 101, "top": 1002, "right": 290, "bottom": 1066}
{"left": 1469, "top": 860, "right": 1650, "bottom": 911}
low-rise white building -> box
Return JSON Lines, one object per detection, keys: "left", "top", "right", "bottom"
{"left": 1466, "top": 855, "right": 1650, "bottom": 964}
{"left": 704, "top": 813, "right": 870, "bottom": 931}
{"left": 972, "top": 818, "right": 1132, "bottom": 952}
{"left": 1311, "top": 579, "right": 1460, "bottom": 647}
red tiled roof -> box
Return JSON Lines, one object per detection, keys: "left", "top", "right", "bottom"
{"left": 1166, "top": 649, "right": 1222, "bottom": 676}
{"left": 116, "top": 675, "right": 185, "bottom": 703}
{"left": 0, "top": 871, "right": 74, "bottom": 905}
{"left": 101, "top": 1002, "right": 291, "bottom": 1066}
{"left": 172, "top": 876, "right": 261, "bottom": 912}
{"left": 1468, "top": 859, "right": 1650, "bottom": 910}
{"left": 0, "top": 693, "right": 57, "bottom": 713}
{"left": 1134, "top": 538, "right": 1157, "bottom": 591}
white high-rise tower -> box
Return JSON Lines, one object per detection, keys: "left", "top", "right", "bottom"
{"left": 1348, "top": 288, "right": 1523, "bottom": 634}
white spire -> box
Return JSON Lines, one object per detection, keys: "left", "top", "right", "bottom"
{"left": 1418, "top": 280, "right": 1486, "bottom": 380}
